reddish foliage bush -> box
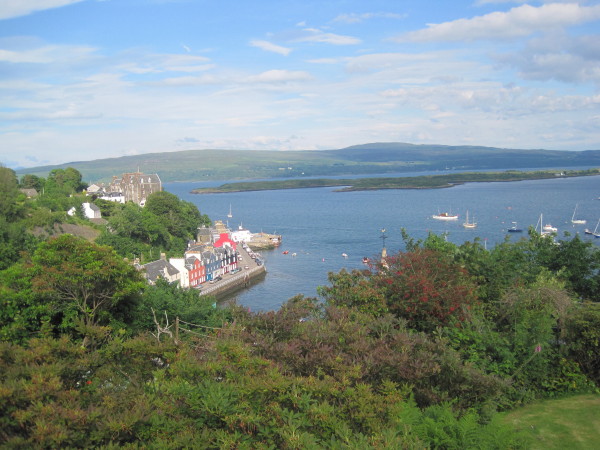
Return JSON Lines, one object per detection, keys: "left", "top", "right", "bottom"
{"left": 374, "top": 249, "right": 478, "bottom": 332}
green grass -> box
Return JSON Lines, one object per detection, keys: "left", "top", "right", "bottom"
{"left": 501, "top": 394, "right": 600, "bottom": 449}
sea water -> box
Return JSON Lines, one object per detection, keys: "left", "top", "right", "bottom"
{"left": 165, "top": 172, "right": 600, "bottom": 311}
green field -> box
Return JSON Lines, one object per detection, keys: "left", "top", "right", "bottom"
{"left": 502, "top": 395, "right": 600, "bottom": 449}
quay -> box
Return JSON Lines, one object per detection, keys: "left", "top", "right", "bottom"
{"left": 198, "top": 244, "right": 266, "bottom": 299}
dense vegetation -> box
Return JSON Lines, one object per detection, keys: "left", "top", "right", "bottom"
{"left": 2, "top": 164, "right": 600, "bottom": 448}
{"left": 192, "top": 169, "right": 600, "bottom": 194}
{"left": 95, "top": 190, "right": 211, "bottom": 262}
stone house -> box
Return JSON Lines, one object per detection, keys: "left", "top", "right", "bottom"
{"left": 108, "top": 171, "right": 162, "bottom": 206}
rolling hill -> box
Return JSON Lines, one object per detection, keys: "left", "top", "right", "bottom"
{"left": 14, "top": 143, "right": 600, "bottom": 183}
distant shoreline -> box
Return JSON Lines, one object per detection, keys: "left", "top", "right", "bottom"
{"left": 191, "top": 169, "right": 600, "bottom": 194}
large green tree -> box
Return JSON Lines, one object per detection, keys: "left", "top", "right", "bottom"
{"left": 30, "top": 234, "right": 145, "bottom": 333}
{"left": 0, "top": 165, "right": 20, "bottom": 220}
{"left": 145, "top": 190, "right": 208, "bottom": 238}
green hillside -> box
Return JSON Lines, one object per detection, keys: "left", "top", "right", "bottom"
{"left": 14, "top": 143, "right": 600, "bottom": 183}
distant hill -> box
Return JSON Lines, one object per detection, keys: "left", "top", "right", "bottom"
{"left": 14, "top": 143, "right": 600, "bottom": 183}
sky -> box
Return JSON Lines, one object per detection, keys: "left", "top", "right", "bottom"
{"left": 1, "top": 0, "right": 600, "bottom": 169}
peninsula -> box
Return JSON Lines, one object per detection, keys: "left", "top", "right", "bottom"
{"left": 191, "top": 168, "right": 600, "bottom": 194}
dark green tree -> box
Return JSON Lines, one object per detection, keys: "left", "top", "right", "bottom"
{"left": 19, "top": 173, "right": 45, "bottom": 191}
{"left": 30, "top": 234, "right": 145, "bottom": 334}
{"left": 45, "top": 167, "right": 87, "bottom": 194}
{"left": 134, "top": 278, "right": 229, "bottom": 334}
{"left": 145, "top": 191, "right": 206, "bottom": 239}
{"left": 0, "top": 165, "right": 21, "bottom": 220}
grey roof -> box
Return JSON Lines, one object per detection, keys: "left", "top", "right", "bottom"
{"left": 142, "top": 259, "right": 180, "bottom": 282}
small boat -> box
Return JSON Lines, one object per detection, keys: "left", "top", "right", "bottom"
{"left": 462, "top": 210, "right": 477, "bottom": 229}
{"left": 585, "top": 219, "right": 600, "bottom": 237}
{"left": 227, "top": 204, "right": 232, "bottom": 218}
{"left": 508, "top": 221, "right": 523, "bottom": 233}
{"left": 282, "top": 250, "right": 289, "bottom": 254}
{"left": 537, "top": 214, "right": 557, "bottom": 236}
{"left": 362, "top": 257, "right": 370, "bottom": 264}
{"left": 432, "top": 212, "right": 458, "bottom": 220}
{"left": 342, "top": 253, "right": 348, "bottom": 258}
{"left": 571, "top": 204, "right": 586, "bottom": 224}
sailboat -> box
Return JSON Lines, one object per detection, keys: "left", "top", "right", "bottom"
{"left": 571, "top": 204, "right": 586, "bottom": 224}
{"left": 584, "top": 219, "right": 600, "bottom": 237}
{"left": 227, "top": 204, "right": 233, "bottom": 218}
{"left": 462, "top": 210, "right": 477, "bottom": 228}
{"left": 537, "top": 214, "right": 557, "bottom": 236}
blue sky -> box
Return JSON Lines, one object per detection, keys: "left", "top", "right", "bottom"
{"left": 2, "top": 0, "right": 600, "bottom": 169}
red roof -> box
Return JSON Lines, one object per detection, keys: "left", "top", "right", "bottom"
{"left": 213, "top": 233, "right": 237, "bottom": 251}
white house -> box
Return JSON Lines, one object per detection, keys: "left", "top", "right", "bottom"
{"left": 67, "top": 202, "right": 101, "bottom": 219}
{"left": 169, "top": 258, "right": 190, "bottom": 288}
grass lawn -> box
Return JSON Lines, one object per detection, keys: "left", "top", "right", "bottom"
{"left": 501, "top": 394, "right": 600, "bottom": 449}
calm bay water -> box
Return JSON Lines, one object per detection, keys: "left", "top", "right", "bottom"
{"left": 165, "top": 173, "right": 600, "bottom": 312}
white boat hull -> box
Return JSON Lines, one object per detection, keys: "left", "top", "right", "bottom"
{"left": 432, "top": 214, "right": 458, "bottom": 220}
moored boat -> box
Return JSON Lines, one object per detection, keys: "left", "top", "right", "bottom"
{"left": 585, "top": 218, "right": 600, "bottom": 237}
{"left": 462, "top": 210, "right": 477, "bottom": 228}
{"left": 508, "top": 221, "right": 523, "bottom": 233}
{"left": 433, "top": 212, "right": 458, "bottom": 220}
{"left": 537, "top": 214, "right": 557, "bottom": 236}
{"left": 571, "top": 204, "right": 586, "bottom": 224}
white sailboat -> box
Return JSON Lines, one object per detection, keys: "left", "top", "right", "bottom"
{"left": 227, "top": 204, "right": 233, "bottom": 218}
{"left": 462, "top": 210, "right": 477, "bottom": 228}
{"left": 537, "top": 213, "right": 557, "bottom": 235}
{"left": 584, "top": 218, "right": 600, "bottom": 237}
{"left": 571, "top": 204, "right": 586, "bottom": 224}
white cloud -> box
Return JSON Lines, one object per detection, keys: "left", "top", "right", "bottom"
{"left": 396, "top": 3, "right": 600, "bottom": 42}
{"left": 0, "top": 0, "right": 84, "bottom": 20}
{"left": 295, "top": 28, "right": 361, "bottom": 45}
{"left": 158, "top": 74, "right": 220, "bottom": 86}
{"left": 494, "top": 33, "right": 600, "bottom": 85}
{"left": 244, "top": 69, "right": 312, "bottom": 83}
{"left": 116, "top": 53, "right": 212, "bottom": 74}
{"left": 250, "top": 40, "right": 292, "bottom": 56}
{"left": 0, "top": 44, "right": 96, "bottom": 64}
{"left": 333, "top": 12, "right": 406, "bottom": 24}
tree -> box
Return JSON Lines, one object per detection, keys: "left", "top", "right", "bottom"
{"left": 134, "top": 278, "right": 230, "bottom": 334}
{"left": 318, "top": 268, "right": 388, "bottom": 316}
{"left": 30, "top": 234, "right": 145, "bottom": 333}
{"left": 565, "top": 303, "right": 600, "bottom": 385}
{"left": 145, "top": 191, "right": 205, "bottom": 238}
{"left": 45, "top": 167, "right": 86, "bottom": 194}
{"left": 19, "top": 174, "right": 44, "bottom": 191}
{"left": 0, "top": 165, "right": 20, "bottom": 220}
